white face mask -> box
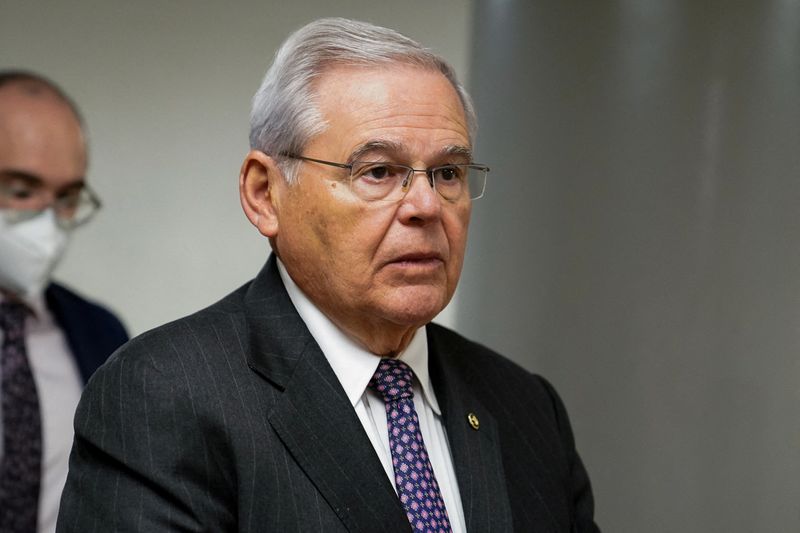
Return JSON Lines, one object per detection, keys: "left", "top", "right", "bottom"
{"left": 0, "top": 209, "right": 70, "bottom": 299}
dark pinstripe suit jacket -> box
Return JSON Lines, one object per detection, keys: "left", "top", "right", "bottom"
{"left": 57, "top": 256, "right": 599, "bottom": 532}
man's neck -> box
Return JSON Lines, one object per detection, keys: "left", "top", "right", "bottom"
{"left": 275, "top": 258, "right": 420, "bottom": 356}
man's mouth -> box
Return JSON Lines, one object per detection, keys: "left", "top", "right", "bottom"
{"left": 386, "top": 252, "right": 445, "bottom": 271}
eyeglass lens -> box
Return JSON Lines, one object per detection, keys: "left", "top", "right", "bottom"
{"left": 0, "top": 178, "right": 100, "bottom": 228}
{"left": 349, "top": 162, "right": 486, "bottom": 202}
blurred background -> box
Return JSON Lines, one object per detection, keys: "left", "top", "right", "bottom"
{"left": 2, "top": 0, "right": 798, "bottom": 531}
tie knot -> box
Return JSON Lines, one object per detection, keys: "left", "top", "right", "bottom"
{"left": 368, "top": 358, "right": 414, "bottom": 402}
{"left": 0, "top": 301, "right": 27, "bottom": 336}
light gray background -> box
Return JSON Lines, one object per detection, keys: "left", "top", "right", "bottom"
{"left": 2, "top": 1, "right": 798, "bottom": 531}
{"left": 0, "top": 0, "right": 472, "bottom": 333}
{"left": 461, "top": 1, "right": 799, "bottom": 532}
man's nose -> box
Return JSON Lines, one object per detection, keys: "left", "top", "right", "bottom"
{"left": 397, "top": 170, "right": 442, "bottom": 223}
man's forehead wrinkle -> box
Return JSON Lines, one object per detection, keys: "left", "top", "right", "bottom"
{"left": 359, "top": 113, "right": 467, "bottom": 132}
{"left": 362, "top": 100, "right": 466, "bottom": 126}
{"left": 336, "top": 113, "right": 470, "bottom": 148}
{"left": 330, "top": 101, "right": 467, "bottom": 126}
{"left": 323, "top": 85, "right": 467, "bottom": 125}
{"left": 348, "top": 140, "right": 473, "bottom": 163}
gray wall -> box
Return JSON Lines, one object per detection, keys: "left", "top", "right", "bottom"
{"left": 461, "top": 0, "right": 800, "bottom": 531}
{"left": 0, "top": 0, "right": 471, "bottom": 334}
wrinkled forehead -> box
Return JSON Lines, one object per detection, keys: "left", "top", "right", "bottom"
{"left": 316, "top": 61, "right": 465, "bottom": 105}
{"left": 309, "top": 65, "right": 470, "bottom": 156}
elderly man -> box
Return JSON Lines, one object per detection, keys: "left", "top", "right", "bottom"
{"left": 58, "top": 18, "right": 599, "bottom": 532}
{"left": 0, "top": 72, "right": 128, "bottom": 532}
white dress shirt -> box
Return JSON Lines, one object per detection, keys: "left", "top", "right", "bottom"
{"left": 0, "top": 293, "right": 84, "bottom": 533}
{"left": 277, "top": 260, "right": 466, "bottom": 532}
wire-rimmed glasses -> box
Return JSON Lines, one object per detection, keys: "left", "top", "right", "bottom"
{"left": 0, "top": 177, "right": 102, "bottom": 230}
{"left": 281, "top": 153, "right": 489, "bottom": 202}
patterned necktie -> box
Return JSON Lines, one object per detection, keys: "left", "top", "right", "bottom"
{"left": 369, "top": 358, "right": 452, "bottom": 533}
{"left": 0, "top": 301, "right": 41, "bottom": 532}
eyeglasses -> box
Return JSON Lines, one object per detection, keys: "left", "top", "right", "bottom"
{"left": 281, "top": 153, "right": 489, "bottom": 202}
{"left": 0, "top": 179, "right": 102, "bottom": 230}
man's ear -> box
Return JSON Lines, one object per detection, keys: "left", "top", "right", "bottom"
{"left": 239, "top": 150, "right": 283, "bottom": 238}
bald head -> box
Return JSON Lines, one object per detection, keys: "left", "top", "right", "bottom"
{"left": 0, "top": 71, "right": 85, "bottom": 127}
{"left": 0, "top": 72, "right": 88, "bottom": 210}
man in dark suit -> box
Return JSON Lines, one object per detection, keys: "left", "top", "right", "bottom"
{"left": 57, "top": 18, "right": 599, "bottom": 532}
{"left": 0, "top": 71, "right": 128, "bottom": 532}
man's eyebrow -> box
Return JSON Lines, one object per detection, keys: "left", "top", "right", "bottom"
{"left": 347, "top": 140, "right": 404, "bottom": 163}
{"left": 0, "top": 169, "right": 45, "bottom": 186}
{"left": 347, "top": 141, "right": 474, "bottom": 163}
{"left": 439, "top": 145, "right": 473, "bottom": 162}
{"left": 0, "top": 169, "right": 86, "bottom": 190}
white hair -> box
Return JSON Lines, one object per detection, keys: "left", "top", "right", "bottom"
{"left": 249, "top": 17, "right": 478, "bottom": 183}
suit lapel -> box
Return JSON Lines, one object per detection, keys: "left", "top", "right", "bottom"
{"left": 428, "top": 326, "right": 515, "bottom": 533}
{"left": 243, "top": 257, "right": 410, "bottom": 533}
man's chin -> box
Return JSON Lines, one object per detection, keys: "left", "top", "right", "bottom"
{"left": 378, "top": 288, "right": 451, "bottom": 327}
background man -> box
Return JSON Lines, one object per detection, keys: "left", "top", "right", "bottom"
{"left": 0, "top": 71, "right": 128, "bottom": 532}
{"left": 58, "top": 19, "right": 599, "bottom": 532}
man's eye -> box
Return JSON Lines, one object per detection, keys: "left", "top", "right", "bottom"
{"left": 435, "top": 166, "right": 463, "bottom": 182}
{"left": 2, "top": 185, "right": 35, "bottom": 200}
{"left": 366, "top": 165, "right": 390, "bottom": 180}
{"left": 56, "top": 189, "right": 82, "bottom": 207}
{"left": 357, "top": 164, "right": 404, "bottom": 181}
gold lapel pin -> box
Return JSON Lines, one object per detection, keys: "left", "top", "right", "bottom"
{"left": 467, "top": 412, "right": 480, "bottom": 430}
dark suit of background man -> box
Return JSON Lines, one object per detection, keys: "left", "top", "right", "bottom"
{"left": 0, "top": 71, "right": 128, "bottom": 532}
{"left": 58, "top": 18, "right": 600, "bottom": 532}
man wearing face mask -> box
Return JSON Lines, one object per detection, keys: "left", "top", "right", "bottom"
{"left": 0, "top": 71, "right": 128, "bottom": 533}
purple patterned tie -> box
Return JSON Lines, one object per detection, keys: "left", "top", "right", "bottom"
{"left": 0, "top": 301, "right": 41, "bottom": 532}
{"left": 369, "top": 359, "right": 452, "bottom": 533}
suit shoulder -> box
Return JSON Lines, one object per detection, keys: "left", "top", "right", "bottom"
{"left": 47, "top": 282, "right": 128, "bottom": 336}
{"left": 427, "top": 322, "right": 559, "bottom": 413}
{"left": 427, "top": 322, "right": 541, "bottom": 381}
{"left": 426, "top": 328, "right": 597, "bottom": 529}
{"left": 101, "top": 282, "right": 251, "bottom": 376}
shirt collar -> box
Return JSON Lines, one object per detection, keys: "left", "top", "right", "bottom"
{"left": 276, "top": 258, "right": 441, "bottom": 415}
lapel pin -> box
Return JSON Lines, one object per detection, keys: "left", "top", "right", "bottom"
{"left": 467, "top": 412, "right": 480, "bottom": 430}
